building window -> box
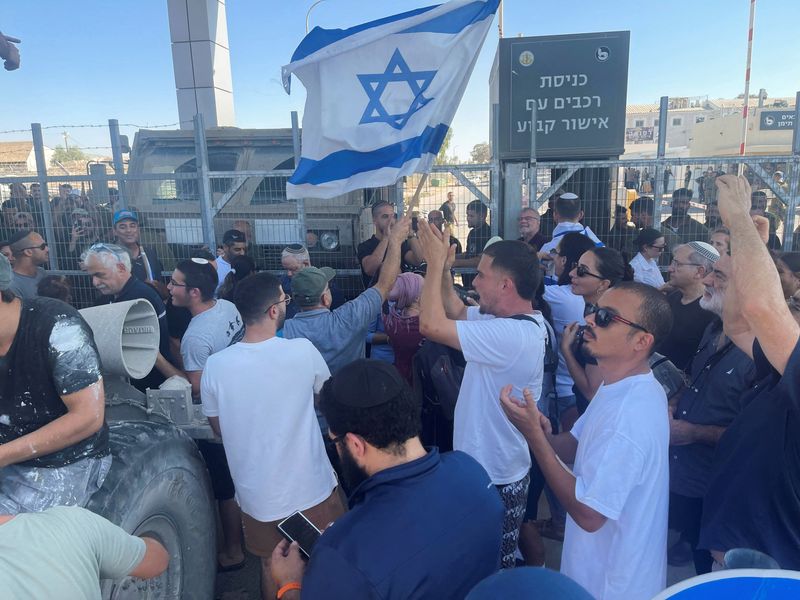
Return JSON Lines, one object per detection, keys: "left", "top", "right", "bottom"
{"left": 634, "top": 119, "right": 645, "bottom": 127}
{"left": 672, "top": 117, "right": 682, "bottom": 127}
{"left": 695, "top": 115, "right": 705, "bottom": 124}
{"left": 654, "top": 119, "right": 660, "bottom": 127}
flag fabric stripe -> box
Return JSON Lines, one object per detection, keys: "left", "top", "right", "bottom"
{"left": 290, "top": 4, "right": 437, "bottom": 63}
{"left": 399, "top": 1, "right": 498, "bottom": 34}
{"left": 290, "top": 124, "right": 449, "bottom": 186}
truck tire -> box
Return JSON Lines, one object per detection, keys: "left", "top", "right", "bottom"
{"left": 87, "top": 420, "right": 216, "bottom": 600}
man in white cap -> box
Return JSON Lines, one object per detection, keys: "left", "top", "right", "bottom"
{"left": 659, "top": 241, "right": 719, "bottom": 372}
{"left": 539, "top": 193, "right": 603, "bottom": 256}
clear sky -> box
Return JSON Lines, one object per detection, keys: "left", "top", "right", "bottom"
{"left": 1, "top": 0, "right": 797, "bottom": 160}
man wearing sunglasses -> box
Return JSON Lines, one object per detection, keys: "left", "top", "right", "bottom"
{"left": 500, "top": 281, "right": 673, "bottom": 599}
{"left": 8, "top": 229, "right": 48, "bottom": 299}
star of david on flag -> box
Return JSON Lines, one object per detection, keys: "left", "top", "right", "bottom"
{"left": 281, "top": 0, "right": 500, "bottom": 200}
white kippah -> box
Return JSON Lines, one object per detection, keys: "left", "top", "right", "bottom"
{"left": 560, "top": 192, "right": 579, "bottom": 200}
{"left": 686, "top": 241, "right": 720, "bottom": 262}
{"left": 483, "top": 236, "right": 503, "bottom": 250}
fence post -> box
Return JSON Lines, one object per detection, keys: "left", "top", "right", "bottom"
{"left": 527, "top": 102, "right": 537, "bottom": 210}
{"left": 291, "top": 111, "right": 307, "bottom": 245}
{"left": 108, "top": 119, "right": 127, "bottom": 210}
{"left": 192, "top": 113, "right": 216, "bottom": 251}
{"left": 491, "top": 103, "right": 501, "bottom": 237}
{"left": 784, "top": 92, "right": 800, "bottom": 249}
{"left": 30, "top": 123, "right": 58, "bottom": 270}
{"left": 652, "top": 96, "right": 669, "bottom": 227}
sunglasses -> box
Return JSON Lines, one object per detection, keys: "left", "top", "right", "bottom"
{"left": 22, "top": 242, "right": 48, "bottom": 251}
{"left": 584, "top": 303, "right": 649, "bottom": 333}
{"left": 575, "top": 264, "right": 605, "bottom": 279}
{"left": 647, "top": 244, "right": 667, "bottom": 251}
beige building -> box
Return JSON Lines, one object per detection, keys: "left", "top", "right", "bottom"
{"left": 0, "top": 141, "right": 54, "bottom": 175}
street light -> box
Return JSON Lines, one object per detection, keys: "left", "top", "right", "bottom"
{"left": 305, "top": 0, "right": 327, "bottom": 34}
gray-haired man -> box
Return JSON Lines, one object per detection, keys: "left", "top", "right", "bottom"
{"left": 82, "top": 243, "right": 181, "bottom": 390}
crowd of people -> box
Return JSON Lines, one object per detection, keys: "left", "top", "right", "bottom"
{"left": 0, "top": 174, "right": 799, "bottom": 599}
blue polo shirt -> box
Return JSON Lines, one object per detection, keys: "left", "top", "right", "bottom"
{"left": 302, "top": 449, "right": 503, "bottom": 599}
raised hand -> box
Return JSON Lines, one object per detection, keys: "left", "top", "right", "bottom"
{"left": 715, "top": 174, "right": 752, "bottom": 226}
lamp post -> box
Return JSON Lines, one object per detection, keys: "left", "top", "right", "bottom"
{"left": 305, "top": 0, "right": 327, "bottom": 34}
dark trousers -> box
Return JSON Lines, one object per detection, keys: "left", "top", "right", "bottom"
{"left": 669, "top": 491, "right": 713, "bottom": 574}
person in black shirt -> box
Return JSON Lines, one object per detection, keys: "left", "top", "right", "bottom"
{"left": 667, "top": 253, "right": 757, "bottom": 574}
{"left": 453, "top": 200, "right": 491, "bottom": 289}
{"left": 82, "top": 243, "right": 181, "bottom": 392}
{"left": 357, "top": 202, "right": 422, "bottom": 289}
{"left": 659, "top": 242, "right": 718, "bottom": 372}
{"left": 0, "top": 253, "right": 111, "bottom": 514}
{"left": 699, "top": 174, "right": 800, "bottom": 570}
{"left": 517, "top": 207, "right": 547, "bottom": 251}
{"left": 112, "top": 210, "right": 164, "bottom": 286}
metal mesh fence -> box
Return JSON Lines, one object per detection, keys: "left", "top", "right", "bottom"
{"left": 1, "top": 117, "right": 798, "bottom": 308}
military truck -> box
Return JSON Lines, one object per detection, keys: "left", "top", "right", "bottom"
{"left": 81, "top": 299, "right": 217, "bottom": 599}
{"left": 123, "top": 127, "right": 394, "bottom": 287}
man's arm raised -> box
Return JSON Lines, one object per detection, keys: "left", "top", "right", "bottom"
{"left": 372, "top": 217, "right": 409, "bottom": 300}
{"left": 717, "top": 174, "right": 799, "bottom": 374}
{"left": 418, "top": 220, "right": 462, "bottom": 349}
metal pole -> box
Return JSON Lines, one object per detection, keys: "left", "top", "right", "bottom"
{"left": 784, "top": 158, "right": 798, "bottom": 251}
{"left": 491, "top": 103, "right": 502, "bottom": 237}
{"left": 291, "top": 110, "right": 307, "bottom": 245}
{"left": 652, "top": 96, "right": 669, "bottom": 227}
{"left": 528, "top": 103, "right": 537, "bottom": 209}
{"left": 305, "top": 0, "right": 326, "bottom": 34}
{"left": 31, "top": 123, "right": 59, "bottom": 270}
{"left": 192, "top": 113, "right": 216, "bottom": 251}
{"left": 792, "top": 91, "right": 800, "bottom": 157}
{"left": 739, "top": 0, "right": 757, "bottom": 159}
{"left": 108, "top": 119, "right": 127, "bottom": 210}
{"left": 498, "top": 0, "right": 503, "bottom": 38}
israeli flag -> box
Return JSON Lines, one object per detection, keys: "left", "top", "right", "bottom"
{"left": 282, "top": 0, "right": 499, "bottom": 199}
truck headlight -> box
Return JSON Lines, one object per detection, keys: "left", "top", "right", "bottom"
{"left": 320, "top": 231, "right": 339, "bottom": 251}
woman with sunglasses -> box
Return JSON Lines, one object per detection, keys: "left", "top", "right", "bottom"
{"left": 562, "top": 247, "right": 634, "bottom": 414}
{"left": 629, "top": 228, "right": 667, "bottom": 289}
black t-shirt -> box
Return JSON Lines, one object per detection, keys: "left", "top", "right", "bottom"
{"left": 96, "top": 277, "right": 172, "bottom": 391}
{"left": 356, "top": 235, "right": 413, "bottom": 290}
{"left": 461, "top": 223, "right": 492, "bottom": 289}
{"left": 699, "top": 338, "right": 800, "bottom": 569}
{"left": 658, "top": 292, "right": 715, "bottom": 372}
{"left": 0, "top": 297, "right": 109, "bottom": 467}
{"left": 130, "top": 245, "right": 164, "bottom": 283}
{"left": 166, "top": 298, "right": 192, "bottom": 341}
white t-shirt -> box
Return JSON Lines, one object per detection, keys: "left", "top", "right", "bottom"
{"left": 201, "top": 336, "right": 337, "bottom": 522}
{"left": 561, "top": 371, "right": 669, "bottom": 600}
{"left": 540, "top": 222, "right": 603, "bottom": 256}
{"left": 630, "top": 253, "right": 665, "bottom": 289}
{"left": 454, "top": 307, "right": 546, "bottom": 485}
{"left": 215, "top": 256, "right": 232, "bottom": 288}
{"left": 544, "top": 284, "right": 586, "bottom": 399}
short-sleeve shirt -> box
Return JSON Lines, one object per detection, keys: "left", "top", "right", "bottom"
{"left": 454, "top": 308, "right": 545, "bottom": 484}
{"left": 356, "top": 235, "right": 414, "bottom": 290}
{"left": 461, "top": 223, "right": 492, "bottom": 288}
{"left": 630, "top": 253, "right": 666, "bottom": 289}
{"left": 699, "top": 338, "right": 800, "bottom": 569}
{"left": 9, "top": 267, "right": 46, "bottom": 299}
{"left": 0, "top": 506, "right": 145, "bottom": 600}
{"left": 180, "top": 299, "right": 244, "bottom": 373}
{"left": 130, "top": 245, "right": 164, "bottom": 283}
{"left": 0, "top": 298, "right": 108, "bottom": 468}
{"left": 658, "top": 292, "right": 715, "bottom": 372}
{"left": 562, "top": 372, "right": 669, "bottom": 600}
{"left": 201, "top": 337, "right": 336, "bottom": 521}
{"left": 283, "top": 287, "right": 382, "bottom": 375}
{"left": 670, "top": 321, "right": 757, "bottom": 498}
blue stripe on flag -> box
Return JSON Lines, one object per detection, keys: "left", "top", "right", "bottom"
{"left": 289, "top": 124, "right": 449, "bottom": 186}
{"left": 291, "top": 4, "right": 438, "bottom": 63}
{"left": 400, "top": 0, "right": 499, "bottom": 34}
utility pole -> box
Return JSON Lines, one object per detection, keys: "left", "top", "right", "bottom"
{"left": 62, "top": 131, "right": 69, "bottom": 150}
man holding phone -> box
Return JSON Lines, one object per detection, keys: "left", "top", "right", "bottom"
{"left": 270, "top": 359, "right": 504, "bottom": 600}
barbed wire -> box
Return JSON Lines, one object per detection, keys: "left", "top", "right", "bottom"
{"left": 0, "top": 121, "right": 193, "bottom": 135}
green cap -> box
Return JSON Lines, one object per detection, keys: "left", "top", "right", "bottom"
{"left": 292, "top": 266, "right": 336, "bottom": 307}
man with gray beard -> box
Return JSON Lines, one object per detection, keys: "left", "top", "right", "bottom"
{"left": 666, "top": 253, "right": 757, "bottom": 573}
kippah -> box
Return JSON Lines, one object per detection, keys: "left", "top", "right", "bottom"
{"left": 330, "top": 359, "right": 406, "bottom": 408}
{"left": 560, "top": 192, "right": 579, "bottom": 200}
{"left": 687, "top": 241, "right": 720, "bottom": 263}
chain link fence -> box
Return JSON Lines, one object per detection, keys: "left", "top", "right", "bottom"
{"left": 0, "top": 117, "right": 798, "bottom": 307}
